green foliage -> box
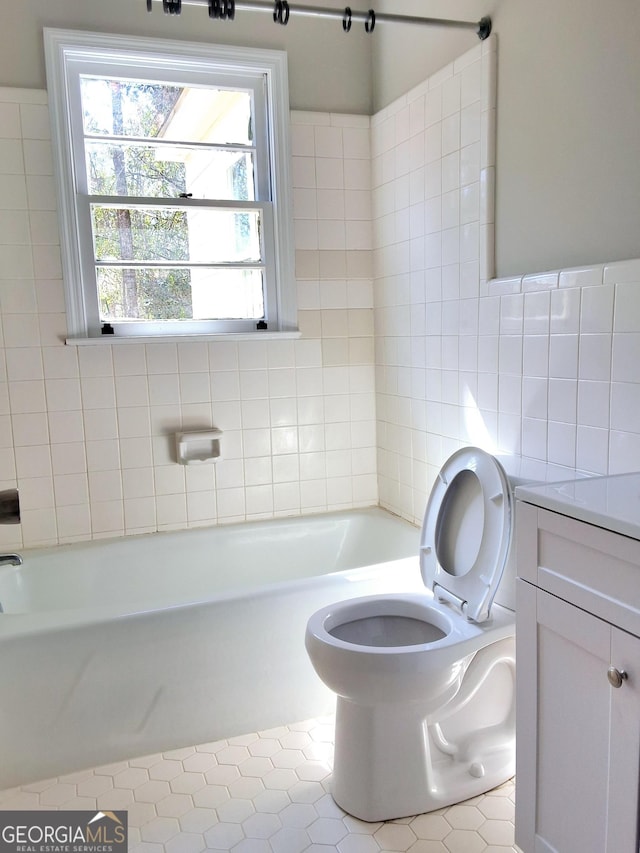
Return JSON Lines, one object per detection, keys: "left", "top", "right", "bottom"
{"left": 93, "top": 207, "right": 190, "bottom": 262}
{"left": 98, "top": 267, "right": 192, "bottom": 321}
{"left": 83, "top": 78, "right": 193, "bottom": 321}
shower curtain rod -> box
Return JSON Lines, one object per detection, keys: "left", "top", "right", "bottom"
{"left": 147, "top": 0, "right": 492, "bottom": 40}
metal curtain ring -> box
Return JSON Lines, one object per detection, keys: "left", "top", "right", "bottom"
{"left": 343, "top": 6, "right": 352, "bottom": 32}
{"left": 365, "top": 8, "right": 375, "bottom": 32}
{"left": 147, "top": 0, "right": 153, "bottom": 11}
{"left": 225, "top": 0, "right": 236, "bottom": 19}
{"left": 163, "top": 0, "right": 181, "bottom": 13}
{"left": 209, "top": 0, "right": 221, "bottom": 18}
{"left": 273, "top": 0, "right": 290, "bottom": 24}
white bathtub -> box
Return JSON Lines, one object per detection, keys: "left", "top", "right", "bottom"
{"left": 0, "top": 508, "right": 422, "bottom": 789}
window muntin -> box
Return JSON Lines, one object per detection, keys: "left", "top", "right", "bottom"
{"left": 44, "top": 30, "right": 295, "bottom": 338}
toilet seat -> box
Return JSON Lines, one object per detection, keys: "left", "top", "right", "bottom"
{"left": 420, "top": 447, "right": 512, "bottom": 623}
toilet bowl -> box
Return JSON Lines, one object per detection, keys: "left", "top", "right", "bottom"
{"left": 305, "top": 446, "right": 520, "bottom": 822}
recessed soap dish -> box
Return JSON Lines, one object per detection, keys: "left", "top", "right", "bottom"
{"left": 175, "top": 429, "right": 222, "bottom": 464}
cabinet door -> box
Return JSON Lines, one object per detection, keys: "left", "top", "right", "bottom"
{"left": 516, "top": 580, "right": 640, "bottom": 853}
{"left": 606, "top": 626, "right": 640, "bottom": 851}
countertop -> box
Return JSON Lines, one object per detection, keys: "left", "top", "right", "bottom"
{"left": 515, "top": 472, "right": 640, "bottom": 541}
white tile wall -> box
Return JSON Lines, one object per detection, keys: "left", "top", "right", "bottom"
{"left": 486, "top": 257, "right": 640, "bottom": 478}
{"left": 373, "top": 39, "right": 497, "bottom": 523}
{"left": 0, "top": 89, "right": 376, "bottom": 549}
{"left": 372, "top": 38, "right": 640, "bottom": 527}
{"left": 3, "top": 48, "right": 640, "bottom": 548}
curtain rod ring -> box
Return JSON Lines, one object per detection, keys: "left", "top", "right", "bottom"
{"left": 162, "top": 0, "right": 182, "bottom": 13}
{"left": 209, "top": 0, "right": 233, "bottom": 18}
{"left": 147, "top": 0, "right": 153, "bottom": 11}
{"left": 273, "top": 0, "right": 290, "bottom": 24}
{"left": 343, "top": 6, "right": 352, "bottom": 31}
{"left": 365, "top": 8, "right": 375, "bottom": 32}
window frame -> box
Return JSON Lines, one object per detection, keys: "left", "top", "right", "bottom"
{"left": 44, "top": 28, "right": 297, "bottom": 340}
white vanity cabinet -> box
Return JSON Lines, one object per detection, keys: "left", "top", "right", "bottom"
{"left": 514, "top": 475, "right": 640, "bottom": 853}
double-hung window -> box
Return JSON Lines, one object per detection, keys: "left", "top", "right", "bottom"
{"left": 44, "top": 29, "right": 296, "bottom": 339}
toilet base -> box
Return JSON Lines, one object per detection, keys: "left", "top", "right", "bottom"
{"left": 331, "top": 697, "right": 515, "bottom": 822}
{"left": 330, "top": 637, "right": 516, "bottom": 822}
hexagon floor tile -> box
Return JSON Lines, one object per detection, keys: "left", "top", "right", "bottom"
{"left": 0, "top": 716, "right": 519, "bottom": 852}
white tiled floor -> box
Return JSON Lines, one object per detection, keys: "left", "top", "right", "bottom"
{"left": 0, "top": 716, "right": 518, "bottom": 852}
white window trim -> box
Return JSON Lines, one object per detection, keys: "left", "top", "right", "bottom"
{"left": 44, "top": 28, "right": 297, "bottom": 340}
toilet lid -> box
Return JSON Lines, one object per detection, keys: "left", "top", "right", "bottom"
{"left": 419, "top": 447, "right": 512, "bottom": 623}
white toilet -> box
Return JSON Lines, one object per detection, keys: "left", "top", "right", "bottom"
{"left": 305, "top": 446, "right": 522, "bottom": 822}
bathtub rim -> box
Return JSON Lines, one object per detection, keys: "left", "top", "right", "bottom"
{"left": 8, "top": 504, "right": 412, "bottom": 562}
{"left": 0, "top": 556, "right": 422, "bottom": 639}
{"left": 0, "top": 505, "right": 421, "bottom": 638}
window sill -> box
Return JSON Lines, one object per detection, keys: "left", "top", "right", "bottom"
{"left": 65, "top": 331, "right": 302, "bottom": 346}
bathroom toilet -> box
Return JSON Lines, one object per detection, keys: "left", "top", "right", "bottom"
{"left": 305, "top": 446, "right": 521, "bottom": 822}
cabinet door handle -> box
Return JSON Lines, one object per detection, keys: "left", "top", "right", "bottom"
{"left": 607, "top": 666, "right": 628, "bottom": 688}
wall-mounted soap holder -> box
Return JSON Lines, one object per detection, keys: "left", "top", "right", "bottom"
{"left": 175, "top": 429, "right": 222, "bottom": 465}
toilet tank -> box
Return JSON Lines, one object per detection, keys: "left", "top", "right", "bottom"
{"left": 494, "top": 456, "right": 587, "bottom": 612}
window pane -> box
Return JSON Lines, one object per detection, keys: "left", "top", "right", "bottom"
{"left": 97, "top": 267, "right": 264, "bottom": 321}
{"left": 91, "top": 205, "right": 262, "bottom": 264}
{"left": 86, "top": 142, "right": 255, "bottom": 201}
{"left": 80, "top": 77, "right": 253, "bottom": 145}
{"left": 161, "top": 87, "right": 253, "bottom": 147}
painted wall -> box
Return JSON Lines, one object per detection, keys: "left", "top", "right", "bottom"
{"left": 0, "top": 0, "right": 372, "bottom": 114}
{"left": 373, "top": 0, "right": 640, "bottom": 279}
{"left": 373, "top": 0, "right": 493, "bottom": 108}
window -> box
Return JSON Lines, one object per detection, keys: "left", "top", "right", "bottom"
{"left": 44, "top": 29, "right": 296, "bottom": 339}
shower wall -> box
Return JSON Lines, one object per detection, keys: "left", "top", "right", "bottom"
{"left": 0, "top": 89, "right": 376, "bottom": 549}
{"left": 374, "top": 39, "right": 496, "bottom": 522}
{"left": 3, "top": 34, "right": 640, "bottom": 547}
{"left": 372, "top": 38, "right": 640, "bottom": 526}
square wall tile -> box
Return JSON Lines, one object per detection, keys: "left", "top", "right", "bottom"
{"left": 20, "top": 103, "right": 51, "bottom": 139}
{"left": 548, "top": 334, "right": 578, "bottom": 379}
{"left": 550, "top": 287, "right": 581, "bottom": 333}
{"left": 614, "top": 282, "right": 640, "bottom": 332}
{"left": 611, "top": 333, "right": 640, "bottom": 383}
